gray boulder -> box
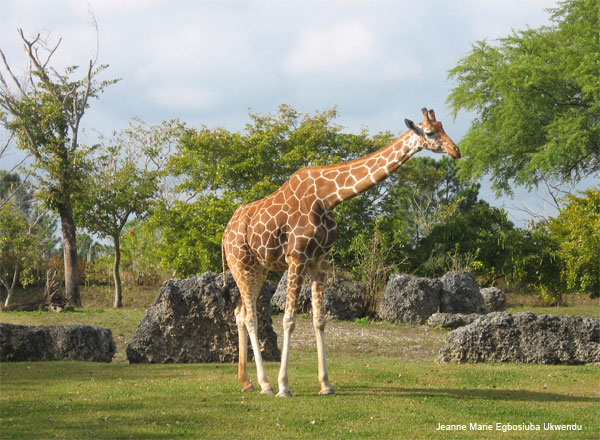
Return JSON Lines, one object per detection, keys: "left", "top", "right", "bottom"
{"left": 378, "top": 274, "right": 442, "bottom": 325}
{"left": 0, "top": 323, "right": 115, "bottom": 362}
{"left": 272, "top": 271, "right": 312, "bottom": 315}
{"left": 439, "top": 271, "right": 487, "bottom": 314}
{"left": 480, "top": 286, "right": 506, "bottom": 312}
{"left": 427, "top": 312, "right": 481, "bottom": 329}
{"left": 437, "top": 312, "right": 600, "bottom": 364}
{"left": 271, "top": 271, "right": 366, "bottom": 320}
{"left": 126, "top": 271, "right": 280, "bottom": 364}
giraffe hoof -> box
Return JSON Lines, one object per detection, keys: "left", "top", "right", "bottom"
{"left": 242, "top": 384, "right": 255, "bottom": 393}
{"left": 260, "top": 387, "right": 274, "bottom": 396}
{"left": 319, "top": 388, "right": 335, "bottom": 395}
{"left": 276, "top": 391, "right": 293, "bottom": 398}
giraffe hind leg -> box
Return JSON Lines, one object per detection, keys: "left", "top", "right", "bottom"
{"left": 230, "top": 262, "right": 273, "bottom": 395}
{"left": 235, "top": 301, "right": 254, "bottom": 392}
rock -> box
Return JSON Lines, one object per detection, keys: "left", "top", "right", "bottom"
{"left": 126, "top": 271, "right": 280, "bottom": 364}
{"left": 378, "top": 274, "right": 442, "bottom": 325}
{"left": 271, "top": 271, "right": 312, "bottom": 314}
{"left": 271, "top": 271, "right": 367, "bottom": 320}
{"left": 480, "top": 286, "right": 506, "bottom": 312}
{"left": 436, "top": 312, "right": 600, "bottom": 364}
{"left": 0, "top": 323, "right": 115, "bottom": 362}
{"left": 427, "top": 312, "right": 482, "bottom": 329}
{"left": 439, "top": 271, "right": 487, "bottom": 314}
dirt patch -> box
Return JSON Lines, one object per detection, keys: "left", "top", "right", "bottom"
{"left": 271, "top": 315, "right": 448, "bottom": 361}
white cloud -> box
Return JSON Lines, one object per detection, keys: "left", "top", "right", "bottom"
{"left": 284, "top": 18, "right": 374, "bottom": 73}
{"left": 66, "top": 0, "right": 164, "bottom": 15}
{"left": 457, "top": 0, "right": 556, "bottom": 40}
{"left": 150, "top": 25, "right": 207, "bottom": 64}
{"left": 145, "top": 86, "right": 217, "bottom": 110}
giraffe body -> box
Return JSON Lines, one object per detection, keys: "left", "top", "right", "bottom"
{"left": 222, "top": 108, "right": 460, "bottom": 396}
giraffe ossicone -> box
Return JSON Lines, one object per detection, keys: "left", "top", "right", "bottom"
{"left": 222, "top": 107, "right": 460, "bottom": 396}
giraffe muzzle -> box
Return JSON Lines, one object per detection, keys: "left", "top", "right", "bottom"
{"left": 445, "top": 143, "right": 461, "bottom": 159}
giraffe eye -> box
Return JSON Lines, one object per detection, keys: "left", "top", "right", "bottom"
{"left": 425, "top": 131, "right": 436, "bottom": 138}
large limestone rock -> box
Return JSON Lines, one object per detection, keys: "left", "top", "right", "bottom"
{"left": 437, "top": 312, "right": 600, "bottom": 364}
{"left": 271, "top": 271, "right": 312, "bottom": 315}
{"left": 480, "top": 286, "right": 507, "bottom": 312}
{"left": 0, "top": 323, "right": 115, "bottom": 362}
{"left": 271, "top": 271, "right": 367, "bottom": 320}
{"left": 126, "top": 271, "right": 280, "bottom": 364}
{"left": 427, "top": 312, "right": 482, "bottom": 329}
{"left": 378, "top": 274, "right": 442, "bottom": 325}
{"left": 439, "top": 271, "right": 487, "bottom": 314}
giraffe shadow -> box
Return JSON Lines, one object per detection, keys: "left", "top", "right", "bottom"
{"left": 333, "top": 385, "right": 599, "bottom": 403}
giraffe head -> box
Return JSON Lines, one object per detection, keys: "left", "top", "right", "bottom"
{"left": 404, "top": 108, "right": 461, "bottom": 159}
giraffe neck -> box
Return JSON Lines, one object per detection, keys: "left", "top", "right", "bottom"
{"left": 322, "top": 130, "right": 421, "bottom": 209}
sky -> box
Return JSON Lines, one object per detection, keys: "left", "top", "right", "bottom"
{"left": 1, "top": 0, "right": 575, "bottom": 226}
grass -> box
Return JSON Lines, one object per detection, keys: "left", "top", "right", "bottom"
{"left": 1, "top": 358, "right": 598, "bottom": 439}
{"left": 506, "top": 291, "right": 599, "bottom": 318}
{"left": 0, "top": 286, "right": 598, "bottom": 439}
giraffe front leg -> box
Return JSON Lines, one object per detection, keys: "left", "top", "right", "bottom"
{"left": 311, "top": 262, "right": 334, "bottom": 395}
{"left": 277, "top": 312, "right": 296, "bottom": 397}
{"left": 277, "top": 258, "right": 304, "bottom": 397}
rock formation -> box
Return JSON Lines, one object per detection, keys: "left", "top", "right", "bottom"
{"left": 437, "top": 312, "right": 600, "bottom": 364}
{"left": 126, "top": 271, "right": 280, "bottom": 363}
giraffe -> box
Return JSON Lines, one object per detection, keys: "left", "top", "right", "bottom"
{"left": 222, "top": 107, "right": 460, "bottom": 397}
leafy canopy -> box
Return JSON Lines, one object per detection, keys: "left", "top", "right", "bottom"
{"left": 549, "top": 188, "right": 600, "bottom": 295}
{"left": 447, "top": 0, "right": 599, "bottom": 194}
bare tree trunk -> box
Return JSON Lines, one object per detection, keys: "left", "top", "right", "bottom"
{"left": 60, "top": 206, "right": 81, "bottom": 307}
{"left": 3, "top": 288, "right": 13, "bottom": 308}
{"left": 1, "top": 264, "right": 19, "bottom": 307}
{"left": 87, "top": 239, "right": 93, "bottom": 264}
{"left": 113, "top": 234, "right": 122, "bottom": 308}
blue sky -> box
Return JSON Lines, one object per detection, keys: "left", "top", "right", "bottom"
{"left": 2, "top": 0, "right": 578, "bottom": 225}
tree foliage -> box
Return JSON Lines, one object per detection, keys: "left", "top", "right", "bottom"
{"left": 0, "top": 172, "right": 57, "bottom": 306}
{"left": 549, "top": 188, "right": 599, "bottom": 296}
{"left": 120, "top": 219, "right": 163, "bottom": 286}
{"left": 506, "top": 224, "right": 564, "bottom": 303}
{"left": 447, "top": 0, "right": 599, "bottom": 194}
{"left": 381, "top": 156, "right": 479, "bottom": 245}
{"left": 0, "top": 201, "right": 35, "bottom": 306}
{"left": 410, "top": 201, "right": 514, "bottom": 282}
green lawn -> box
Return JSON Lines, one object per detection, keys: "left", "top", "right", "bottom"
{"left": 1, "top": 358, "right": 597, "bottom": 439}
{"left": 0, "top": 287, "right": 598, "bottom": 439}
{"left": 506, "top": 291, "right": 599, "bottom": 319}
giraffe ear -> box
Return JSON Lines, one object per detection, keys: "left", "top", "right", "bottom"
{"left": 405, "top": 119, "right": 420, "bottom": 134}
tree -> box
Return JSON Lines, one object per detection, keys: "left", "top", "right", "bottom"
{"left": 506, "top": 223, "right": 564, "bottom": 303}
{"left": 76, "top": 120, "right": 172, "bottom": 307}
{"left": 151, "top": 195, "right": 235, "bottom": 276}
{"left": 410, "top": 201, "right": 515, "bottom": 283}
{"left": 120, "top": 219, "right": 163, "bottom": 286}
{"left": 349, "top": 227, "right": 400, "bottom": 317}
{"left": 447, "top": 0, "right": 599, "bottom": 194}
{"left": 549, "top": 188, "right": 599, "bottom": 296}
{"left": 382, "top": 156, "right": 478, "bottom": 245}
{"left": 0, "top": 28, "right": 117, "bottom": 306}
{"left": 0, "top": 172, "right": 57, "bottom": 306}
{"left": 0, "top": 202, "right": 34, "bottom": 306}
